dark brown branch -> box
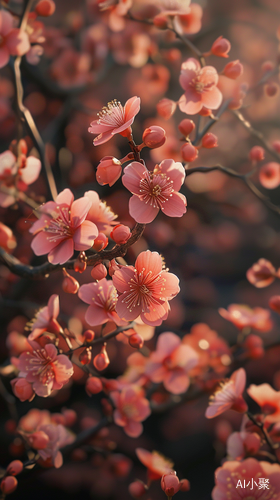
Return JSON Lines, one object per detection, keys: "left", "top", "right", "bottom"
{"left": 0, "top": 223, "right": 145, "bottom": 279}
{"left": 62, "top": 417, "right": 110, "bottom": 456}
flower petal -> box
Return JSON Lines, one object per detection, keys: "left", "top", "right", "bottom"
{"left": 129, "top": 195, "right": 159, "bottom": 223}
{"left": 48, "top": 239, "right": 74, "bottom": 265}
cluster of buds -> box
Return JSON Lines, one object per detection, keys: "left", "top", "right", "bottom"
{"left": 1, "top": 461, "right": 23, "bottom": 495}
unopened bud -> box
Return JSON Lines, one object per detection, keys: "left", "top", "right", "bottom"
{"left": 93, "top": 233, "right": 108, "bottom": 252}
{"left": 201, "top": 133, "right": 218, "bottom": 148}
{"left": 199, "top": 106, "right": 212, "bottom": 116}
{"left": 79, "top": 347, "right": 92, "bottom": 365}
{"left": 265, "top": 83, "right": 279, "bottom": 97}
{"left": 91, "top": 263, "right": 107, "bottom": 280}
{"left": 84, "top": 329, "right": 95, "bottom": 342}
{"left": 223, "top": 60, "right": 243, "bottom": 79}
{"left": 249, "top": 146, "right": 265, "bottom": 162}
{"left": 35, "top": 0, "right": 56, "bottom": 16}
{"left": 178, "top": 119, "right": 195, "bottom": 137}
{"left": 269, "top": 295, "right": 280, "bottom": 314}
{"left": 1, "top": 477, "right": 18, "bottom": 495}
{"left": 243, "top": 334, "right": 264, "bottom": 359}
{"left": 111, "top": 224, "right": 131, "bottom": 244}
{"left": 129, "top": 333, "right": 144, "bottom": 349}
{"left": 211, "top": 36, "right": 231, "bottom": 57}
{"left": 28, "top": 431, "right": 49, "bottom": 450}
{"left": 93, "top": 345, "right": 110, "bottom": 371}
{"left": 259, "top": 162, "right": 280, "bottom": 189}
{"left": 6, "top": 461, "right": 23, "bottom": 476}
{"left": 181, "top": 143, "right": 198, "bottom": 162}
{"left": 96, "top": 156, "right": 122, "bottom": 187}
{"left": 157, "top": 98, "right": 177, "bottom": 119}
{"left": 272, "top": 140, "right": 280, "bottom": 153}
{"left": 62, "top": 269, "right": 80, "bottom": 293}
{"left": 142, "top": 126, "right": 166, "bottom": 149}
{"left": 86, "top": 376, "right": 103, "bottom": 395}
{"left": 179, "top": 479, "right": 190, "bottom": 491}
{"left": 129, "top": 481, "right": 146, "bottom": 498}
{"left": 161, "top": 472, "right": 180, "bottom": 497}
{"left": 74, "top": 253, "right": 87, "bottom": 273}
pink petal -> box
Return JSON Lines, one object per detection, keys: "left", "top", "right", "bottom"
{"left": 78, "top": 283, "right": 96, "bottom": 304}
{"left": 205, "top": 402, "right": 230, "bottom": 419}
{"left": 116, "top": 294, "right": 142, "bottom": 321}
{"left": 56, "top": 188, "right": 74, "bottom": 206}
{"left": 179, "top": 59, "right": 200, "bottom": 90}
{"left": 71, "top": 197, "right": 92, "bottom": 227}
{"left": 20, "top": 156, "right": 41, "bottom": 185}
{"left": 125, "top": 420, "right": 143, "bottom": 437}
{"left": 124, "top": 96, "right": 141, "bottom": 120}
{"left": 48, "top": 294, "right": 59, "bottom": 319}
{"left": 135, "top": 250, "right": 163, "bottom": 276}
{"left": 232, "top": 368, "right": 246, "bottom": 396}
{"left": 145, "top": 363, "right": 167, "bottom": 382}
{"left": 129, "top": 195, "right": 159, "bottom": 223}
{"left": 93, "top": 131, "right": 113, "bottom": 146}
{"left": 55, "top": 355, "right": 73, "bottom": 383}
{"left": 122, "top": 162, "right": 147, "bottom": 194}
{"left": 112, "top": 266, "right": 135, "bottom": 293}
{"left": 201, "top": 86, "right": 223, "bottom": 110}
{"left": 31, "top": 231, "right": 58, "bottom": 256}
{"left": 172, "top": 345, "right": 198, "bottom": 371}
{"left": 6, "top": 30, "right": 30, "bottom": 56}
{"left": 85, "top": 305, "right": 109, "bottom": 326}
{"left": 44, "top": 343, "right": 58, "bottom": 360}
{"left": 200, "top": 65, "right": 219, "bottom": 86}
{"left": 113, "top": 409, "right": 126, "bottom": 427}
{"left": 142, "top": 303, "right": 168, "bottom": 326}
{"left": 161, "top": 271, "right": 180, "bottom": 298}
{"left": 161, "top": 192, "right": 187, "bottom": 218}
{"left": 88, "top": 120, "right": 113, "bottom": 133}
{"left": 0, "top": 10, "right": 13, "bottom": 36}
{"left": 0, "top": 46, "right": 10, "bottom": 69}
{"left": 48, "top": 239, "right": 74, "bottom": 265}
{"left": 157, "top": 332, "right": 181, "bottom": 356}
{"left": 178, "top": 91, "right": 203, "bottom": 114}
{"left": 158, "top": 159, "right": 186, "bottom": 191}
{"left": 164, "top": 369, "right": 190, "bottom": 394}
{"left": 33, "top": 381, "right": 53, "bottom": 397}
{"left": 0, "top": 192, "right": 15, "bottom": 207}
{"left": 73, "top": 220, "right": 97, "bottom": 251}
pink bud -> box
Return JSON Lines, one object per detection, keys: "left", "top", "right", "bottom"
{"left": 272, "top": 140, "right": 280, "bottom": 153}
{"left": 28, "top": 431, "right": 49, "bottom": 450}
{"left": 153, "top": 14, "right": 169, "bottom": 29}
{"left": 10, "top": 378, "right": 34, "bottom": 402}
{"left": 62, "top": 269, "right": 80, "bottom": 294}
{"left": 129, "top": 481, "right": 146, "bottom": 498}
{"left": 91, "top": 263, "right": 107, "bottom": 280}
{"left": 110, "top": 224, "right": 131, "bottom": 244}
{"left": 108, "top": 259, "right": 121, "bottom": 276}
{"left": 262, "top": 60, "right": 275, "bottom": 73}
{"left": 0, "top": 222, "right": 16, "bottom": 253}
{"left": 1, "top": 477, "right": 18, "bottom": 495}
{"left": 201, "top": 133, "right": 218, "bottom": 149}
{"left": 110, "top": 454, "right": 132, "bottom": 477}
{"left": 142, "top": 126, "right": 167, "bottom": 149}
{"left": 129, "top": 333, "right": 144, "bottom": 349}
{"left": 6, "top": 461, "right": 23, "bottom": 476}
{"left": 249, "top": 146, "right": 265, "bottom": 162}
{"left": 161, "top": 472, "right": 180, "bottom": 497}
{"left": 86, "top": 376, "right": 103, "bottom": 395}
{"left": 181, "top": 143, "right": 198, "bottom": 162}
{"left": 179, "top": 479, "right": 190, "bottom": 491}
{"left": 79, "top": 347, "right": 92, "bottom": 365}
{"left": 74, "top": 255, "right": 87, "bottom": 273}
{"left": 265, "top": 83, "right": 279, "bottom": 97}
{"left": 178, "top": 119, "right": 195, "bottom": 137}
{"left": 84, "top": 329, "right": 95, "bottom": 342}
{"left": 62, "top": 409, "right": 77, "bottom": 427}
{"left": 35, "top": 0, "right": 56, "bottom": 16}
{"left": 269, "top": 295, "right": 280, "bottom": 314}
{"left": 93, "top": 345, "right": 110, "bottom": 371}
{"left": 259, "top": 162, "right": 280, "bottom": 189}
{"left": 243, "top": 334, "right": 264, "bottom": 359}
{"left": 199, "top": 106, "right": 212, "bottom": 116}
{"left": 93, "top": 233, "right": 108, "bottom": 252}
{"left": 96, "top": 156, "right": 122, "bottom": 187}
{"left": 223, "top": 60, "right": 243, "bottom": 79}
{"left": 157, "top": 98, "right": 177, "bottom": 120}
{"left": 211, "top": 36, "right": 231, "bottom": 57}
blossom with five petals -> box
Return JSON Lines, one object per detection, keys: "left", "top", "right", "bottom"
{"left": 110, "top": 385, "right": 151, "bottom": 437}
{"left": 205, "top": 368, "right": 248, "bottom": 418}
{"left": 28, "top": 294, "right": 60, "bottom": 341}
{"left": 219, "top": 304, "right": 272, "bottom": 332}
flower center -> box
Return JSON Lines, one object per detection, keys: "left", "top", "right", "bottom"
{"left": 190, "top": 73, "right": 215, "bottom": 94}
{"left": 25, "top": 349, "right": 55, "bottom": 386}
{"left": 122, "top": 267, "right": 166, "bottom": 313}
{"left": 139, "top": 171, "right": 174, "bottom": 209}
{"left": 97, "top": 99, "right": 125, "bottom": 128}
{"left": 44, "top": 206, "right": 73, "bottom": 242}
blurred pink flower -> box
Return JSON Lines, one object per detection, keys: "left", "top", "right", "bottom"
{"left": 219, "top": 304, "right": 272, "bottom": 332}
{"left": 179, "top": 58, "right": 222, "bottom": 115}
{"left": 122, "top": 159, "right": 187, "bottom": 223}
{"left": 88, "top": 96, "right": 140, "bottom": 145}
{"left": 0, "top": 10, "right": 30, "bottom": 69}
{"left": 212, "top": 458, "right": 280, "bottom": 500}
{"left": 50, "top": 49, "right": 92, "bottom": 88}
{"left": 30, "top": 189, "right": 98, "bottom": 265}
{"left": 78, "top": 278, "right": 125, "bottom": 326}
{"left": 85, "top": 190, "right": 117, "bottom": 234}
{"left": 246, "top": 258, "right": 277, "bottom": 288}
{"left": 227, "top": 431, "right": 261, "bottom": 460}
{"left": 205, "top": 368, "right": 248, "bottom": 418}
{"left": 36, "top": 423, "right": 74, "bottom": 468}
{"left": 111, "top": 385, "right": 151, "bottom": 437}
{"left": 136, "top": 448, "right": 174, "bottom": 480}
{"left": 112, "top": 250, "right": 180, "bottom": 325}
{"left": 17, "top": 343, "right": 73, "bottom": 397}
{"left": 175, "top": 4, "right": 203, "bottom": 35}
{"left": 0, "top": 222, "right": 16, "bottom": 252}
{"left": 11, "top": 378, "right": 35, "bottom": 402}
{"left": 247, "top": 383, "right": 280, "bottom": 423}
{"left": 28, "top": 294, "right": 60, "bottom": 341}
{"left": 145, "top": 332, "right": 198, "bottom": 394}
{"left": 154, "top": 0, "right": 191, "bottom": 16}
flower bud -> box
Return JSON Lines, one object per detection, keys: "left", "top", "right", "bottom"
{"left": 62, "top": 409, "right": 77, "bottom": 427}
{"left": 93, "top": 345, "right": 110, "bottom": 371}
{"left": 83, "top": 329, "right": 95, "bottom": 342}
{"left": 74, "top": 253, "right": 87, "bottom": 273}
{"left": 157, "top": 98, "right": 177, "bottom": 119}
{"left": 129, "top": 481, "right": 146, "bottom": 498}
{"left": 262, "top": 60, "right": 275, "bottom": 73}
{"left": 265, "top": 83, "right": 279, "bottom": 97}
{"left": 93, "top": 233, "right": 108, "bottom": 252}
{"left": 201, "top": 133, "right": 218, "bottom": 149}
{"left": 129, "top": 333, "right": 144, "bottom": 349}
{"left": 223, "top": 60, "right": 243, "bottom": 79}
{"left": 269, "top": 295, "right": 280, "bottom": 314}
{"left": 110, "top": 454, "right": 132, "bottom": 477}
{"left": 179, "top": 479, "right": 190, "bottom": 491}
{"left": 91, "top": 263, "right": 107, "bottom": 280}
{"left": 10, "top": 378, "right": 34, "bottom": 402}
{"left": 86, "top": 376, "right": 103, "bottom": 395}
{"left": 79, "top": 347, "right": 92, "bottom": 365}
{"left": 178, "top": 119, "right": 195, "bottom": 137}
{"left": 259, "top": 162, "right": 280, "bottom": 189}
{"left": 1, "top": 477, "right": 18, "bottom": 495}
{"left": 0, "top": 222, "right": 16, "bottom": 253}
{"left": 249, "top": 146, "right": 265, "bottom": 162}
{"left": 199, "top": 106, "right": 212, "bottom": 116}
{"left": 211, "top": 36, "right": 231, "bottom": 57}
{"left": 161, "top": 472, "right": 180, "bottom": 497}
{"left": 96, "top": 156, "right": 122, "bottom": 187}
{"left": 110, "top": 224, "right": 131, "bottom": 244}
{"left": 108, "top": 259, "right": 121, "bottom": 276}
{"left": 243, "top": 334, "right": 264, "bottom": 359}
{"left": 181, "top": 143, "right": 198, "bottom": 162}
{"left": 35, "top": 0, "right": 56, "bottom": 16}
{"left": 62, "top": 269, "right": 80, "bottom": 294}
{"left": 272, "top": 140, "right": 280, "bottom": 153}
{"left": 142, "top": 126, "right": 166, "bottom": 149}
{"left": 28, "top": 431, "right": 49, "bottom": 450}
{"left": 6, "top": 461, "right": 23, "bottom": 476}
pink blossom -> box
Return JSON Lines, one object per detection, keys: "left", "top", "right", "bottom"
{"left": 17, "top": 343, "right": 73, "bottom": 397}
{"left": 10, "top": 378, "right": 35, "bottom": 402}
{"left": 246, "top": 258, "right": 276, "bottom": 288}
{"left": 30, "top": 189, "right": 98, "bottom": 265}
{"left": 84, "top": 190, "right": 117, "bottom": 234}
{"left": 247, "top": 383, "right": 280, "bottom": 423}
{"left": 0, "top": 222, "right": 16, "bottom": 252}
{"left": 205, "top": 368, "right": 248, "bottom": 418}
{"left": 110, "top": 385, "right": 151, "bottom": 437}
{"left": 174, "top": 3, "right": 203, "bottom": 35}
{"left": 136, "top": 448, "right": 174, "bottom": 480}
{"left": 227, "top": 431, "right": 261, "bottom": 460}
{"left": 219, "top": 304, "right": 272, "bottom": 332}
{"left": 0, "top": 10, "right": 30, "bottom": 69}
{"left": 178, "top": 58, "right": 222, "bottom": 115}
{"left": 122, "top": 159, "right": 187, "bottom": 223}
{"left": 88, "top": 96, "right": 140, "bottom": 145}
{"left": 96, "top": 156, "right": 122, "bottom": 187}
{"left": 112, "top": 250, "right": 180, "bottom": 326}
{"left": 154, "top": 0, "right": 191, "bottom": 16}
{"left": 145, "top": 332, "right": 198, "bottom": 394}
{"left": 50, "top": 49, "right": 92, "bottom": 88}
{"left": 36, "top": 423, "right": 74, "bottom": 468}
{"left": 212, "top": 458, "right": 280, "bottom": 500}
{"left": 28, "top": 294, "right": 60, "bottom": 341}
{"left": 161, "top": 472, "right": 181, "bottom": 497}
{"left": 78, "top": 278, "right": 125, "bottom": 326}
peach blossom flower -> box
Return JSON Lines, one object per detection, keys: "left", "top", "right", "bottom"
{"left": 50, "top": 49, "right": 92, "bottom": 88}
{"left": 36, "top": 423, "right": 74, "bottom": 468}
{"left": 78, "top": 278, "right": 126, "bottom": 326}
{"left": 112, "top": 250, "right": 180, "bottom": 326}
{"left": 28, "top": 294, "right": 60, "bottom": 341}
{"left": 219, "top": 304, "right": 272, "bottom": 332}
{"left": 212, "top": 458, "right": 280, "bottom": 500}
{"left": 110, "top": 385, "right": 151, "bottom": 437}
{"left": 136, "top": 448, "right": 174, "bottom": 480}
{"left": 259, "top": 162, "right": 280, "bottom": 189}
{"left": 0, "top": 10, "right": 30, "bottom": 69}
{"left": 96, "top": 156, "right": 122, "bottom": 187}
{"left": 174, "top": 3, "right": 203, "bottom": 35}
{"left": 205, "top": 368, "right": 248, "bottom": 418}
{"left": 84, "top": 190, "right": 117, "bottom": 234}
{"left": 88, "top": 96, "right": 140, "bottom": 145}
{"left": 17, "top": 343, "right": 73, "bottom": 397}
{"left": 145, "top": 332, "right": 198, "bottom": 394}
{"left": 246, "top": 258, "right": 276, "bottom": 288}
{"left": 247, "top": 384, "right": 280, "bottom": 423}
{"left": 154, "top": 0, "right": 191, "bottom": 16}
{"left": 226, "top": 431, "right": 261, "bottom": 460}
{"left": 178, "top": 58, "right": 222, "bottom": 115}
{"left": 122, "top": 159, "right": 187, "bottom": 223}
{"left": 30, "top": 189, "right": 98, "bottom": 265}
